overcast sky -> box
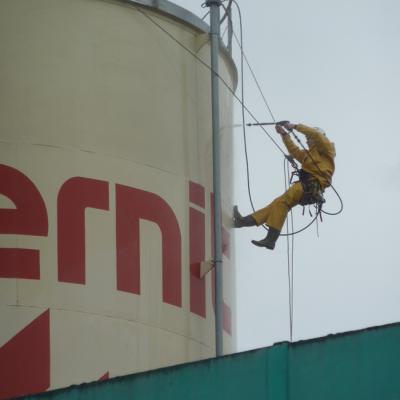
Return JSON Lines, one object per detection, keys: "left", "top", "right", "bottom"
{"left": 173, "top": 0, "right": 400, "bottom": 352}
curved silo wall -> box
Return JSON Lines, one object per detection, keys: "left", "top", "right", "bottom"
{"left": 0, "top": 0, "right": 237, "bottom": 397}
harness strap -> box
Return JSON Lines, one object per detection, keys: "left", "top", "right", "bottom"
{"left": 297, "top": 169, "right": 326, "bottom": 206}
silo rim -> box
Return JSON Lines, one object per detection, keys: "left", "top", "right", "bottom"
{"left": 118, "top": 0, "right": 238, "bottom": 88}
{"left": 120, "top": 0, "right": 210, "bottom": 33}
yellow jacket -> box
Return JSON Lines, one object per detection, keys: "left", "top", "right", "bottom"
{"left": 282, "top": 124, "right": 336, "bottom": 187}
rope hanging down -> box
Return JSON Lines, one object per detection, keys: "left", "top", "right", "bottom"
{"left": 228, "top": 0, "right": 340, "bottom": 236}
{"left": 230, "top": 3, "right": 291, "bottom": 341}
{"left": 284, "top": 158, "right": 295, "bottom": 342}
{"left": 230, "top": 0, "right": 296, "bottom": 341}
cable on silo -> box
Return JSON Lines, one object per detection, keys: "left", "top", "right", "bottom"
{"left": 132, "top": 4, "right": 287, "bottom": 156}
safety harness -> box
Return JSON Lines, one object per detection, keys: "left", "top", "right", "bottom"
{"left": 297, "top": 169, "right": 325, "bottom": 206}
{"left": 286, "top": 156, "right": 325, "bottom": 208}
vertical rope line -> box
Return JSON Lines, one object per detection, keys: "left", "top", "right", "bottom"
{"left": 234, "top": 0, "right": 256, "bottom": 213}
{"left": 284, "top": 159, "right": 293, "bottom": 342}
{"left": 231, "top": 0, "right": 275, "bottom": 122}
{"left": 288, "top": 163, "right": 295, "bottom": 342}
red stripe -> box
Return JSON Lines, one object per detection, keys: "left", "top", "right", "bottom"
{"left": 0, "top": 310, "right": 50, "bottom": 399}
{"left": 189, "top": 181, "right": 205, "bottom": 208}
{"left": 0, "top": 248, "right": 40, "bottom": 279}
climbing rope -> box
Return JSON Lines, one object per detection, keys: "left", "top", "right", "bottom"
{"left": 284, "top": 159, "right": 294, "bottom": 342}
{"left": 231, "top": 0, "right": 296, "bottom": 342}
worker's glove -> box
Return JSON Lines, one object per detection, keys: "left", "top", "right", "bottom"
{"left": 275, "top": 124, "right": 288, "bottom": 136}
{"left": 282, "top": 121, "right": 296, "bottom": 131}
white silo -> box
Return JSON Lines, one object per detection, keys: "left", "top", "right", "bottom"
{"left": 0, "top": 0, "right": 236, "bottom": 397}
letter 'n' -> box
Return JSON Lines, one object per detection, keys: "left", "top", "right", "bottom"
{"left": 115, "top": 185, "right": 182, "bottom": 308}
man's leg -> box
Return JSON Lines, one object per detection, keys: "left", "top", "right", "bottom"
{"left": 251, "top": 182, "right": 304, "bottom": 231}
{"left": 251, "top": 183, "right": 304, "bottom": 250}
{"left": 233, "top": 206, "right": 257, "bottom": 228}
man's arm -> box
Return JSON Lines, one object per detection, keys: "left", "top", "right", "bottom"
{"left": 285, "top": 123, "right": 335, "bottom": 156}
{"left": 275, "top": 124, "right": 306, "bottom": 162}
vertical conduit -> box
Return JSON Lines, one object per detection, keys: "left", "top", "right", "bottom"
{"left": 206, "top": 0, "right": 223, "bottom": 357}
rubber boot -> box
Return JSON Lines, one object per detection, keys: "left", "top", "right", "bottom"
{"left": 251, "top": 227, "right": 280, "bottom": 250}
{"left": 233, "top": 206, "right": 256, "bottom": 228}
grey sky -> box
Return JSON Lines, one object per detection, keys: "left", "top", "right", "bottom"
{"left": 173, "top": 0, "right": 400, "bottom": 351}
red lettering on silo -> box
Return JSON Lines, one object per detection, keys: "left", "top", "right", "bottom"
{"left": 57, "top": 177, "right": 109, "bottom": 284}
{"left": 0, "top": 309, "right": 50, "bottom": 399}
{"left": 115, "top": 185, "right": 182, "bottom": 308}
{"left": 0, "top": 164, "right": 48, "bottom": 279}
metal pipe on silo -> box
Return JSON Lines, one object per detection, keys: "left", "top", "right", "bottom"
{"left": 206, "top": 0, "right": 223, "bottom": 357}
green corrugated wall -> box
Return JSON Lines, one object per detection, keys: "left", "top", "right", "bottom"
{"left": 24, "top": 323, "right": 400, "bottom": 400}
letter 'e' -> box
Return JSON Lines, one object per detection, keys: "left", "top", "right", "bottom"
{"left": 0, "top": 164, "right": 48, "bottom": 279}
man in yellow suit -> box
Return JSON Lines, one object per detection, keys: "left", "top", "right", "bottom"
{"left": 233, "top": 121, "right": 336, "bottom": 250}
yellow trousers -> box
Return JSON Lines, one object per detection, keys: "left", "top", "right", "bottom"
{"left": 252, "top": 182, "right": 304, "bottom": 231}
